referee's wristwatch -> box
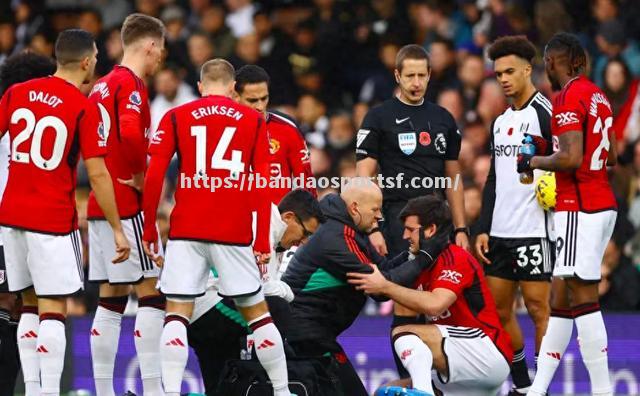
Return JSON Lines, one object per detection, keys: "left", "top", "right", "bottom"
{"left": 453, "top": 226, "right": 470, "bottom": 237}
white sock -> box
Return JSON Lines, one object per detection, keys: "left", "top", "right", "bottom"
{"left": 17, "top": 311, "right": 40, "bottom": 396}
{"left": 393, "top": 333, "right": 434, "bottom": 394}
{"left": 248, "top": 313, "right": 290, "bottom": 396}
{"left": 38, "top": 317, "right": 66, "bottom": 395}
{"left": 575, "top": 308, "right": 612, "bottom": 396}
{"left": 160, "top": 315, "right": 189, "bottom": 394}
{"left": 91, "top": 306, "right": 123, "bottom": 396}
{"left": 135, "top": 306, "right": 165, "bottom": 395}
{"left": 529, "top": 313, "right": 574, "bottom": 395}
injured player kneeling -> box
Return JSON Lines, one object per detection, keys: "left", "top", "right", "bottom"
{"left": 348, "top": 195, "right": 513, "bottom": 396}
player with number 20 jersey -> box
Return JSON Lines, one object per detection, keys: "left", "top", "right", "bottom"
{"left": 0, "top": 75, "right": 105, "bottom": 294}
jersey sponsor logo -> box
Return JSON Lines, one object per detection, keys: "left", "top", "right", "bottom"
{"left": 435, "top": 132, "right": 447, "bottom": 154}
{"left": 356, "top": 129, "right": 370, "bottom": 148}
{"left": 494, "top": 144, "right": 521, "bottom": 157}
{"left": 419, "top": 131, "right": 431, "bottom": 146}
{"left": 437, "top": 269, "right": 462, "bottom": 284}
{"left": 269, "top": 138, "right": 281, "bottom": 154}
{"left": 395, "top": 117, "right": 410, "bottom": 124}
{"left": 555, "top": 111, "right": 579, "bottom": 127}
{"left": 398, "top": 132, "right": 416, "bottom": 155}
{"left": 150, "top": 129, "right": 165, "bottom": 145}
{"left": 300, "top": 147, "right": 310, "bottom": 162}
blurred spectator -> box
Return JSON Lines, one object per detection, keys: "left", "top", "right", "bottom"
{"left": 0, "top": 15, "right": 17, "bottom": 65}
{"left": 186, "top": 31, "right": 215, "bottom": 92}
{"left": 593, "top": 20, "right": 640, "bottom": 87}
{"left": 28, "top": 30, "right": 54, "bottom": 57}
{"left": 230, "top": 33, "right": 261, "bottom": 67}
{"left": 135, "top": 0, "right": 161, "bottom": 18}
{"left": 534, "top": 0, "right": 572, "bottom": 50}
{"left": 370, "top": 0, "right": 411, "bottom": 44}
{"left": 601, "top": 57, "right": 640, "bottom": 144}
{"left": 352, "top": 102, "right": 369, "bottom": 130}
{"left": 325, "top": 111, "right": 356, "bottom": 172}
{"left": 226, "top": 0, "right": 256, "bottom": 38}
{"left": 297, "top": 93, "right": 329, "bottom": 148}
{"left": 104, "top": 26, "right": 124, "bottom": 70}
{"left": 13, "top": 0, "right": 46, "bottom": 52}
{"left": 458, "top": 54, "right": 485, "bottom": 123}
{"left": 591, "top": 0, "right": 619, "bottom": 25}
{"left": 473, "top": 154, "right": 491, "bottom": 189}
{"left": 200, "top": 4, "right": 236, "bottom": 59}
{"left": 599, "top": 240, "right": 640, "bottom": 310}
{"left": 477, "top": 79, "right": 507, "bottom": 126}
{"left": 358, "top": 40, "right": 398, "bottom": 105}
{"left": 150, "top": 65, "right": 198, "bottom": 132}
{"left": 425, "top": 37, "right": 459, "bottom": 102}
{"left": 464, "top": 184, "right": 482, "bottom": 227}
{"left": 161, "top": 5, "right": 190, "bottom": 70}
{"left": 187, "top": 0, "right": 212, "bottom": 31}
{"left": 78, "top": 8, "right": 110, "bottom": 76}
{"left": 437, "top": 89, "right": 464, "bottom": 127}
{"left": 463, "top": 120, "right": 489, "bottom": 154}
{"left": 309, "top": 146, "right": 331, "bottom": 177}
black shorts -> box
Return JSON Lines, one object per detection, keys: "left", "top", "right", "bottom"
{"left": 0, "top": 247, "right": 7, "bottom": 293}
{"left": 188, "top": 299, "right": 248, "bottom": 396}
{"left": 484, "top": 237, "right": 554, "bottom": 281}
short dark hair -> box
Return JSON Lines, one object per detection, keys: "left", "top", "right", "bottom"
{"left": 399, "top": 194, "right": 451, "bottom": 230}
{"left": 235, "top": 64, "right": 270, "bottom": 94}
{"left": 0, "top": 50, "right": 56, "bottom": 95}
{"left": 278, "top": 189, "right": 325, "bottom": 224}
{"left": 488, "top": 35, "right": 537, "bottom": 64}
{"left": 54, "top": 29, "right": 95, "bottom": 66}
{"left": 545, "top": 32, "right": 587, "bottom": 76}
{"left": 121, "top": 13, "right": 165, "bottom": 47}
{"left": 395, "top": 44, "right": 430, "bottom": 72}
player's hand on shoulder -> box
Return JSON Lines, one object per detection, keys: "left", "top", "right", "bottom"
{"left": 112, "top": 229, "right": 131, "bottom": 264}
{"left": 347, "top": 264, "right": 388, "bottom": 295}
{"left": 474, "top": 233, "right": 491, "bottom": 264}
{"left": 117, "top": 172, "right": 144, "bottom": 193}
{"left": 369, "top": 229, "right": 388, "bottom": 256}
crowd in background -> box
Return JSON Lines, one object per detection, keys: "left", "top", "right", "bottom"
{"left": 1, "top": 0, "right": 640, "bottom": 313}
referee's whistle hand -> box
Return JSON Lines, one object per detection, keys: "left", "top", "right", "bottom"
{"left": 474, "top": 233, "right": 491, "bottom": 264}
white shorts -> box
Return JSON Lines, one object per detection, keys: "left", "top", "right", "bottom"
{"left": 432, "top": 325, "right": 510, "bottom": 396}
{"left": 1, "top": 227, "right": 84, "bottom": 296}
{"left": 553, "top": 210, "right": 616, "bottom": 281}
{"left": 88, "top": 213, "right": 162, "bottom": 284}
{"left": 158, "top": 239, "right": 263, "bottom": 300}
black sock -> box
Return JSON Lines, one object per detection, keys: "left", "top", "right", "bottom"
{"left": 511, "top": 347, "right": 532, "bottom": 389}
{"left": 0, "top": 309, "right": 20, "bottom": 396}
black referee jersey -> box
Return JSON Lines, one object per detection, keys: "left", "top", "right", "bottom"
{"left": 356, "top": 97, "right": 462, "bottom": 203}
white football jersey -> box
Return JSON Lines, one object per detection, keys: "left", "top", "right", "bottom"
{"left": 486, "top": 92, "right": 553, "bottom": 238}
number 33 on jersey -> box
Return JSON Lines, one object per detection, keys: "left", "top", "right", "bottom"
{"left": 551, "top": 76, "right": 617, "bottom": 212}
{"left": 0, "top": 76, "right": 106, "bottom": 234}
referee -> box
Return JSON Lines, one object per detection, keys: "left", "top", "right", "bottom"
{"left": 356, "top": 44, "right": 468, "bottom": 257}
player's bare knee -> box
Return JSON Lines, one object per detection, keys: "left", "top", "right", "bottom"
{"left": 524, "top": 297, "right": 550, "bottom": 323}
{"left": 134, "top": 277, "right": 160, "bottom": 298}
{"left": 38, "top": 297, "right": 67, "bottom": 316}
{"left": 99, "top": 283, "right": 130, "bottom": 298}
{"left": 21, "top": 288, "right": 38, "bottom": 307}
{"left": 165, "top": 298, "right": 194, "bottom": 319}
{"left": 236, "top": 299, "right": 268, "bottom": 322}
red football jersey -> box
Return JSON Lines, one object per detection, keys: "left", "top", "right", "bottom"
{"left": 414, "top": 244, "right": 513, "bottom": 362}
{"left": 551, "top": 76, "right": 617, "bottom": 212}
{"left": 87, "top": 65, "right": 151, "bottom": 219}
{"left": 266, "top": 111, "right": 315, "bottom": 203}
{"left": 142, "top": 95, "right": 271, "bottom": 252}
{"left": 0, "top": 76, "right": 106, "bottom": 234}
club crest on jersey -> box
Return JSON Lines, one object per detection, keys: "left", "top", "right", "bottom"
{"left": 0, "top": 270, "right": 4, "bottom": 284}
{"left": 435, "top": 132, "right": 447, "bottom": 154}
{"left": 419, "top": 131, "right": 431, "bottom": 146}
{"left": 398, "top": 133, "right": 416, "bottom": 155}
{"left": 269, "top": 138, "right": 281, "bottom": 154}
